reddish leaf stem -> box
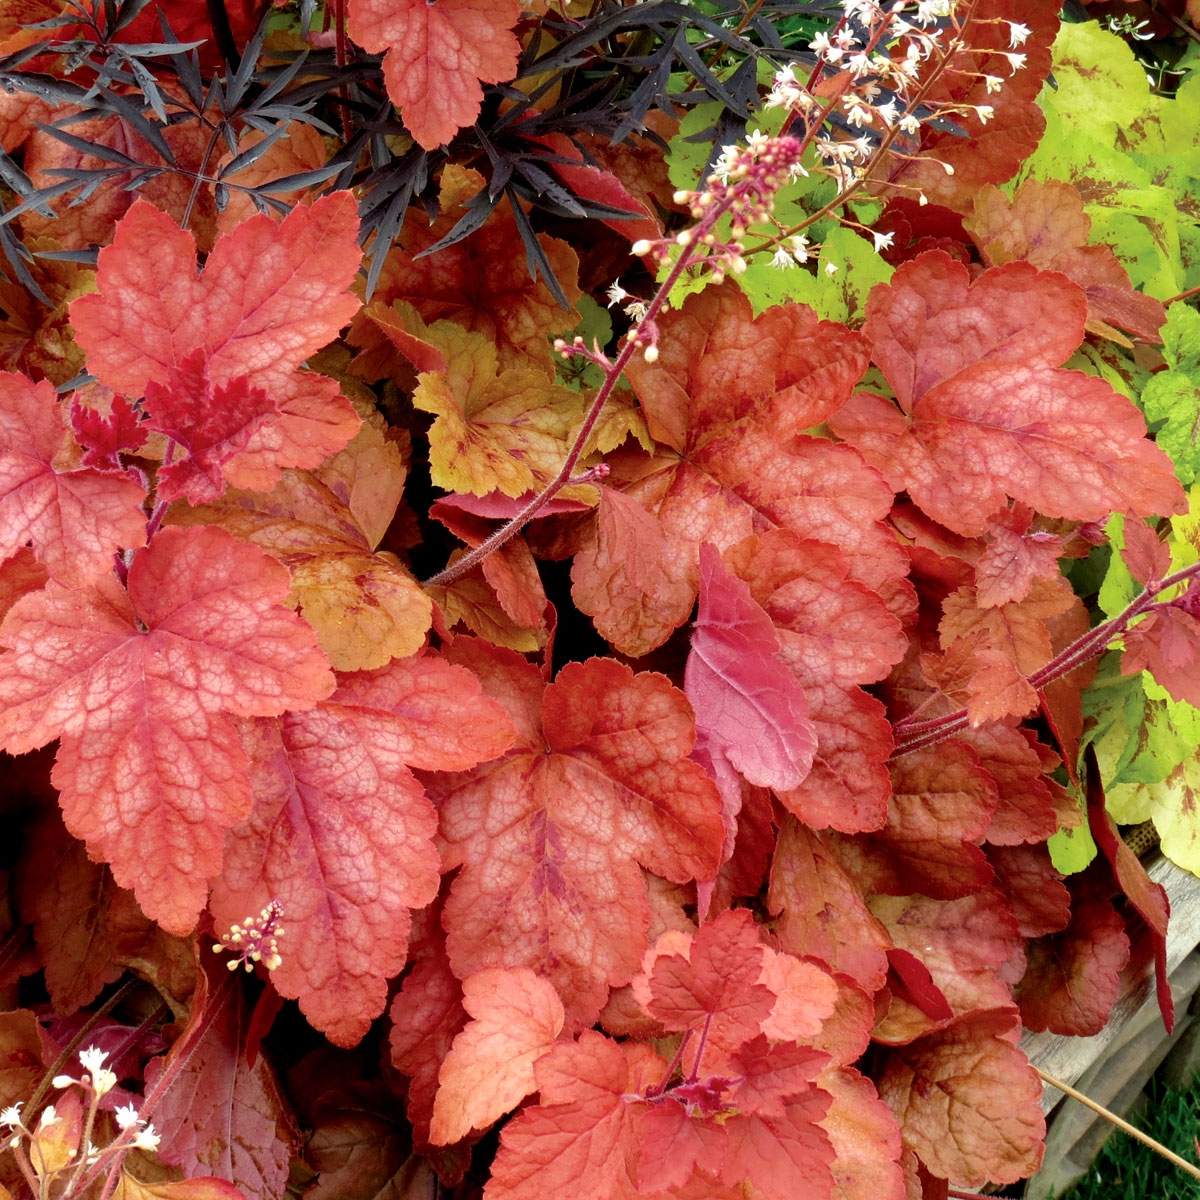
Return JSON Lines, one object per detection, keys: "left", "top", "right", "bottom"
{"left": 890, "top": 559, "right": 1200, "bottom": 759}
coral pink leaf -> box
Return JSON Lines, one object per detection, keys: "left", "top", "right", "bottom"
{"left": 1120, "top": 513, "right": 1172, "bottom": 587}
{"left": 0, "top": 372, "right": 146, "bottom": 585}
{"left": 70, "top": 196, "right": 363, "bottom": 489}
{"left": 346, "top": 0, "right": 522, "bottom": 151}
{"left": 730, "top": 1035, "right": 830, "bottom": 1119}
{"left": 685, "top": 543, "right": 816, "bottom": 791}
{"left": 721, "top": 1094, "right": 836, "bottom": 1200}
{"left": 430, "top": 967, "right": 565, "bottom": 1146}
{"left": 434, "top": 642, "right": 724, "bottom": 1030}
{"left": 0, "top": 525, "right": 334, "bottom": 933}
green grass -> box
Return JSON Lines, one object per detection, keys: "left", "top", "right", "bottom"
{"left": 1065, "top": 1075, "right": 1200, "bottom": 1200}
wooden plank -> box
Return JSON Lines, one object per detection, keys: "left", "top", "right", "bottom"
{"left": 1022, "top": 852, "right": 1200, "bottom": 1114}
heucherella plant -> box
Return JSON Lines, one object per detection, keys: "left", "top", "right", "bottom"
{"left": 0, "top": 2, "right": 1198, "bottom": 1199}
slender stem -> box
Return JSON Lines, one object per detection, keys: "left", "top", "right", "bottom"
{"left": 1037, "top": 1067, "right": 1200, "bottom": 1182}
{"left": 1163, "top": 283, "right": 1200, "bottom": 306}
{"left": 890, "top": 560, "right": 1200, "bottom": 758}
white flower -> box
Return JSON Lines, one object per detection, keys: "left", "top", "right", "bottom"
{"left": 1005, "top": 52, "right": 1027, "bottom": 73}
{"left": 872, "top": 230, "right": 895, "bottom": 253}
{"left": 876, "top": 100, "right": 899, "bottom": 127}
{"left": 810, "top": 31, "right": 832, "bottom": 57}
{"left": 847, "top": 52, "right": 874, "bottom": 78}
{"left": 37, "top": 1106, "right": 60, "bottom": 1130}
{"left": 899, "top": 113, "right": 922, "bottom": 135}
{"left": 0, "top": 1104, "right": 23, "bottom": 1129}
{"left": 1008, "top": 21, "right": 1031, "bottom": 47}
{"left": 845, "top": 100, "right": 873, "bottom": 127}
{"left": 984, "top": 75, "right": 1003, "bottom": 94}
{"left": 78, "top": 1047, "right": 107, "bottom": 1075}
{"left": 133, "top": 1125, "right": 161, "bottom": 1153}
{"left": 975, "top": 105, "right": 994, "bottom": 124}
{"left": 824, "top": 260, "right": 839, "bottom": 275}
{"left": 606, "top": 280, "right": 628, "bottom": 309}
{"left": 789, "top": 236, "right": 810, "bottom": 263}
{"left": 770, "top": 246, "right": 796, "bottom": 270}
{"left": 115, "top": 1104, "right": 142, "bottom": 1132}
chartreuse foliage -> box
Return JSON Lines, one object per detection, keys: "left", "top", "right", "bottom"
{"left": 1, "top": 3, "right": 1200, "bottom": 1200}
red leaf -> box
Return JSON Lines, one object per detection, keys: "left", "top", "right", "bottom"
{"left": 987, "top": 844, "right": 1072, "bottom": 938}
{"left": 1086, "top": 747, "right": 1173, "bottom": 1032}
{"left": 1015, "top": 876, "right": 1130, "bottom": 1035}
{"left": 347, "top": 0, "right": 521, "bottom": 151}
{"left": 636, "top": 1101, "right": 727, "bottom": 1192}
{"left": 145, "top": 354, "right": 279, "bottom": 504}
{"left": 70, "top": 394, "right": 147, "bottom": 474}
{"left": 0, "top": 371, "right": 146, "bottom": 585}
{"left": 819, "top": 1066, "right": 906, "bottom": 1200}
{"left": 431, "top": 967, "right": 564, "bottom": 1146}
{"left": 0, "top": 524, "right": 334, "bottom": 933}
{"left": 720, "top": 1094, "right": 836, "bottom": 1200}
{"left": 962, "top": 724, "right": 1059, "bottom": 846}
{"left": 1122, "top": 606, "right": 1200, "bottom": 710}
{"left": 1120, "top": 514, "right": 1172, "bottom": 587}
{"left": 211, "top": 653, "right": 515, "bottom": 1047}
{"left": 71, "top": 196, "right": 363, "bottom": 493}
{"left": 876, "top": 1009, "right": 1045, "bottom": 1187}
{"left": 645, "top": 909, "right": 775, "bottom": 1051}
{"left": 685, "top": 543, "right": 816, "bottom": 792}
{"left": 484, "top": 1032, "right": 645, "bottom": 1200}
{"left": 730, "top": 1036, "right": 830, "bottom": 1119}
{"left": 146, "top": 971, "right": 298, "bottom": 1200}
{"left": 433, "top": 641, "right": 724, "bottom": 1030}
{"left": 974, "top": 508, "right": 1064, "bottom": 608}
{"left": 886, "top": 950, "right": 954, "bottom": 1023}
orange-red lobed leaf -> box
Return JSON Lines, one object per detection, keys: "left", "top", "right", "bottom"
{"left": 0, "top": 525, "right": 334, "bottom": 933}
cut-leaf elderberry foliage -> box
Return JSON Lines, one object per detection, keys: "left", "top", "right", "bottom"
{"left": 0, "top": 5, "right": 1199, "bottom": 1200}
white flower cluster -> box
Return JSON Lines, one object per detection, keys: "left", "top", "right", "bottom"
{"left": 762, "top": 0, "right": 1031, "bottom": 196}
{"left": 212, "top": 898, "right": 285, "bottom": 972}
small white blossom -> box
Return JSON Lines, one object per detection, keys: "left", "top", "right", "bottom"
{"left": 899, "top": 113, "right": 922, "bottom": 135}
{"left": 789, "top": 235, "right": 810, "bottom": 263}
{"left": 38, "top": 1106, "right": 60, "bottom": 1130}
{"left": 606, "top": 280, "right": 629, "bottom": 308}
{"left": 78, "top": 1047, "right": 107, "bottom": 1075}
{"left": 984, "top": 74, "right": 1003, "bottom": 93}
{"left": 975, "top": 105, "right": 994, "bottom": 124}
{"left": 824, "top": 260, "right": 839, "bottom": 275}
{"left": 847, "top": 52, "right": 874, "bottom": 78}
{"left": 1008, "top": 21, "right": 1031, "bottom": 47}
{"left": 873, "top": 230, "right": 895, "bottom": 253}
{"left": 0, "top": 1104, "right": 22, "bottom": 1129}
{"left": 79, "top": 1046, "right": 117, "bottom": 1097}
{"left": 1005, "top": 52, "right": 1027, "bottom": 73}
{"left": 133, "top": 1125, "right": 161, "bottom": 1153}
{"left": 770, "top": 246, "right": 796, "bottom": 270}
{"left": 115, "top": 1104, "right": 142, "bottom": 1132}
{"left": 810, "top": 31, "right": 832, "bottom": 57}
{"left": 876, "top": 100, "right": 899, "bottom": 126}
{"left": 51, "top": 1075, "right": 75, "bottom": 1089}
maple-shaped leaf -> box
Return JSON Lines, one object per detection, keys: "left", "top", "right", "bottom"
{"left": 876, "top": 1009, "right": 1045, "bottom": 1187}
{"left": 685, "top": 543, "right": 816, "bottom": 796}
{"left": 965, "top": 179, "right": 1167, "bottom": 343}
{"left": 145, "top": 354, "right": 280, "bottom": 504}
{"left": 644, "top": 909, "right": 776, "bottom": 1054}
{"left": 1119, "top": 513, "right": 1172, "bottom": 588}
{"left": 348, "top": 208, "right": 580, "bottom": 376}
{"left": 1015, "top": 875, "right": 1129, "bottom": 1035}
{"left": 70, "top": 395, "right": 147, "bottom": 475}
{"left": 347, "top": 0, "right": 521, "bottom": 151}
{"left": 768, "top": 817, "right": 892, "bottom": 993}
{"left": 432, "top": 640, "right": 724, "bottom": 1030}
{"left": 0, "top": 524, "right": 334, "bottom": 933}
{"left": 484, "top": 1031, "right": 648, "bottom": 1200}
{"left": 830, "top": 254, "right": 1186, "bottom": 536}
{"left": 1122, "top": 605, "right": 1200, "bottom": 709}
{"left": 172, "top": 463, "right": 430, "bottom": 673}
{"left": 430, "top": 967, "right": 565, "bottom": 1146}
{"left": 729, "top": 1036, "right": 830, "bottom": 1120}
{"left": 973, "top": 505, "right": 1065, "bottom": 608}
{"left": 146, "top": 969, "right": 297, "bottom": 1200}
{"left": 0, "top": 372, "right": 147, "bottom": 585}
{"left": 211, "top": 652, "right": 515, "bottom": 1047}
{"left": 635, "top": 1099, "right": 728, "bottom": 1193}
{"left": 71, "top": 196, "right": 363, "bottom": 494}
{"left": 964, "top": 724, "right": 1061, "bottom": 846}
{"left": 720, "top": 1092, "right": 836, "bottom": 1200}
{"left": 412, "top": 322, "right": 583, "bottom": 497}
